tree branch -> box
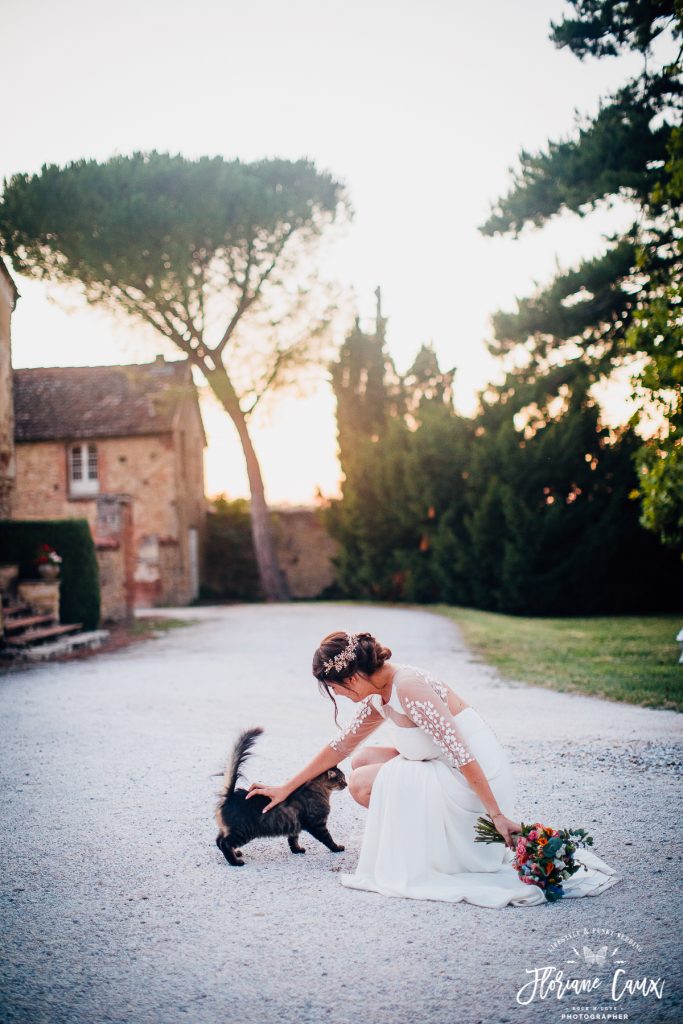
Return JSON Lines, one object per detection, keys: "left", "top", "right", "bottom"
{"left": 243, "top": 353, "right": 286, "bottom": 417}
{"left": 242, "top": 336, "right": 307, "bottom": 418}
{"left": 117, "top": 284, "right": 208, "bottom": 372}
{"left": 213, "top": 224, "right": 298, "bottom": 357}
{"left": 213, "top": 239, "right": 257, "bottom": 356}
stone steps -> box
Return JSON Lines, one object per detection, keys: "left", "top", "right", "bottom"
{"left": 4, "top": 613, "right": 55, "bottom": 632}
{"left": 1, "top": 590, "right": 109, "bottom": 662}
{"left": 3, "top": 602, "right": 31, "bottom": 619}
{"left": 22, "top": 630, "right": 110, "bottom": 661}
{"left": 7, "top": 623, "right": 83, "bottom": 647}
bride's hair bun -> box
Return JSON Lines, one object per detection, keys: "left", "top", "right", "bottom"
{"left": 355, "top": 632, "right": 392, "bottom": 675}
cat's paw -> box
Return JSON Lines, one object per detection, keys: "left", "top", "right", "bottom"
{"left": 331, "top": 844, "right": 345, "bottom": 853}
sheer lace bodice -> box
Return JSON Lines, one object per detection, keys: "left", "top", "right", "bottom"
{"left": 328, "top": 664, "right": 476, "bottom": 770}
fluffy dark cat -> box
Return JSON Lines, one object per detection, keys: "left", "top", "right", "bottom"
{"left": 215, "top": 727, "right": 347, "bottom": 866}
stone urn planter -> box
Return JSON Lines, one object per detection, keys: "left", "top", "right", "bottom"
{"left": 37, "top": 563, "right": 60, "bottom": 582}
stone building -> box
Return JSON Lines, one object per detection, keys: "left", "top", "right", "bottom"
{"left": 0, "top": 257, "right": 19, "bottom": 518}
{"left": 13, "top": 357, "right": 206, "bottom": 618}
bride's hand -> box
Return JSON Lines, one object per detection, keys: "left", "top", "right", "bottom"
{"left": 492, "top": 813, "right": 522, "bottom": 849}
{"left": 246, "top": 783, "right": 290, "bottom": 814}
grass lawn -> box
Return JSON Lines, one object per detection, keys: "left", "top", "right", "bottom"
{"left": 130, "top": 616, "right": 198, "bottom": 636}
{"left": 432, "top": 606, "right": 683, "bottom": 712}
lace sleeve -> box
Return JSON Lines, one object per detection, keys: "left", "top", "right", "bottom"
{"left": 394, "top": 672, "right": 475, "bottom": 770}
{"left": 327, "top": 696, "right": 384, "bottom": 761}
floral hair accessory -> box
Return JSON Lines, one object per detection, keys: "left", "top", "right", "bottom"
{"left": 323, "top": 632, "right": 359, "bottom": 676}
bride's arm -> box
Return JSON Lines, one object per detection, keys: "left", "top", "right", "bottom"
{"left": 247, "top": 697, "right": 384, "bottom": 812}
{"left": 395, "top": 676, "right": 521, "bottom": 846}
{"left": 248, "top": 744, "right": 342, "bottom": 808}
{"left": 458, "top": 763, "right": 521, "bottom": 848}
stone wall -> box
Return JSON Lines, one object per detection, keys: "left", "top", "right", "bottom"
{"left": 159, "top": 538, "right": 185, "bottom": 605}
{"left": 96, "top": 545, "right": 132, "bottom": 623}
{"left": 17, "top": 580, "right": 59, "bottom": 621}
{"left": 13, "top": 435, "right": 179, "bottom": 536}
{"left": 168, "top": 395, "right": 206, "bottom": 604}
{"left": 0, "top": 261, "right": 18, "bottom": 518}
{"left": 273, "top": 508, "right": 339, "bottom": 599}
{"left": 94, "top": 496, "right": 134, "bottom": 623}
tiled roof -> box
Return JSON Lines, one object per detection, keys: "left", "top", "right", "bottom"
{"left": 14, "top": 359, "right": 203, "bottom": 442}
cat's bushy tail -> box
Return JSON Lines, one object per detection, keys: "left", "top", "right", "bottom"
{"left": 222, "top": 727, "right": 263, "bottom": 799}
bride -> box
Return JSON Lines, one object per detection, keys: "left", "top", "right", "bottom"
{"left": 247, "top": 630, "right": 620, "bottom": 908}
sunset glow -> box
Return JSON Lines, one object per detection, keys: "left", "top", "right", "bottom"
{"left": 4, "top": 0, "right": 676, "bottom": 503}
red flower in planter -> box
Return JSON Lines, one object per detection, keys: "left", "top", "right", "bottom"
{"left": 34, "top": 544, "right": 63, "bottom": 567}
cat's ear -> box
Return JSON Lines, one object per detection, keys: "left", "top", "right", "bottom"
{"left": 326, "top": 769, "right": 336, "bottom": 778}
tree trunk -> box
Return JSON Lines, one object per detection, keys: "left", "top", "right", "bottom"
{"left": 206, "top": 367, "right": 290, "bottom": 601}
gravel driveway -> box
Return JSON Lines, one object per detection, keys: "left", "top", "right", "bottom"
{"left": 1, "top": 603, "right": 681, "bottom": 1024}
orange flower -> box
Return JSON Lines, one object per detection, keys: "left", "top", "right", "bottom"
{"left": 545, "top": 861, "right": 554, "bottom": 875}
{"left": 537, "top": 836, "right": 548, "bottom": 846}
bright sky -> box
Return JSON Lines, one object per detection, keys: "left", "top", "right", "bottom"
{"left": 3, "top": 1, "right": 673, "bottom": 504}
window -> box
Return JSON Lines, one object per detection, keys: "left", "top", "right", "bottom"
{"left": 69, "top": 442, "right": 99, "bottom": 497}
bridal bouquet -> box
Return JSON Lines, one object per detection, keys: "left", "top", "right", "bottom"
{"left": 474, "top": 816, "right": 594, "bottom": 902}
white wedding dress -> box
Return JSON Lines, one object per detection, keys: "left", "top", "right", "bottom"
{"left": 328, "top": 665, "right": 620, "bottom": 909}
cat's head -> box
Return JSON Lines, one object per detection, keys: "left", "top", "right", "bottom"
{"left": 322, "top": 767, "right": 347, "bottom": 792}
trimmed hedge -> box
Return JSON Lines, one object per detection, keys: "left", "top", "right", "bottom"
{"left": 200, "top": 498, "right": 263, "bottom": 601}
{"left": 0, "top": 519, "right": 100, "bottom": 629}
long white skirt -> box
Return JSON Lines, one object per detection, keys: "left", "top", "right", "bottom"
{"left": 340, "top": 709, "right": 620, "bottom": 909}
